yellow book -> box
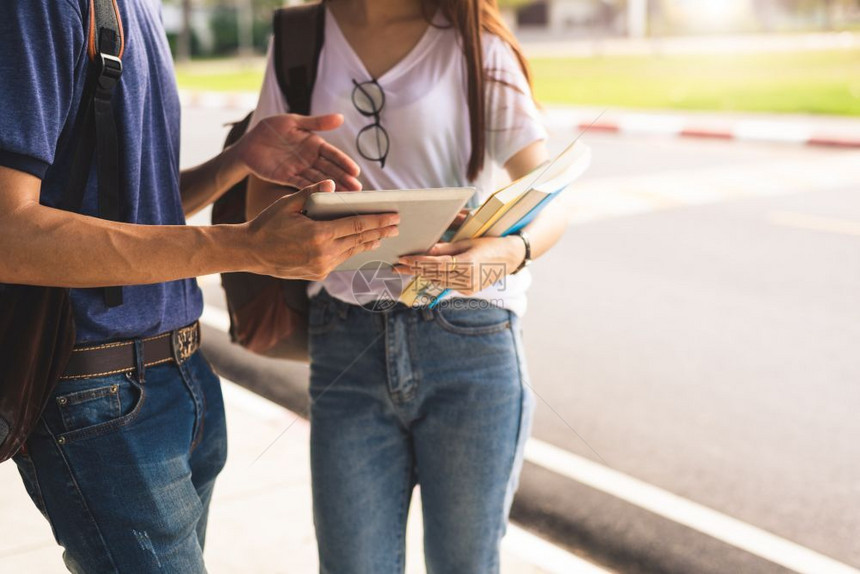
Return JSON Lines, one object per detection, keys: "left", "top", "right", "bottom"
{"left": 450, "top": 169, "right": 540, "bottom": 241}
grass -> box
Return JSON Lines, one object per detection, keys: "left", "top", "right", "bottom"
{"left": 175, "top": 49, "right": 860, "bottom": 116}
{"left": 530, "top": 50, "right": 860, "bottom": 116}
{"left": 174, "top": 67, "right": 266, "bottom": 92}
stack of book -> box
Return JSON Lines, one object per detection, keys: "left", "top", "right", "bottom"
{"left": 399, "top": 139, "right": 592, "bottom": 307}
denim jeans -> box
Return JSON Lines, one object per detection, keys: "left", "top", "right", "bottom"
{"left": 308, "top": 290, "right": 534, "bottom": 574}
{"left": 14, "top": 351, "right": 228, "bottom": 573}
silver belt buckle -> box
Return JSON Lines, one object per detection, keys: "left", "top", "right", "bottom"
{"left": 171, "top": 323, "right": 199, "bottom": 364}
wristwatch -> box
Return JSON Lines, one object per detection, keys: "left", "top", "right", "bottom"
{"left": 512, "top": 231, "right": 532, "bottom": 275}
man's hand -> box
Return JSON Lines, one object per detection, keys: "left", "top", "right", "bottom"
{"left": 236, "top": 114, "right": 362, "bottom": 192}
{"left": 245, "top": 180, "right": 399, "bottom": 281}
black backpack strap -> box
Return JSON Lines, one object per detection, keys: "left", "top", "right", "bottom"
{"left": 66, "top": 0, "right": 125, "bottom": 307}
{"left": 273, "top": 3, "right": 326, "bottom": 116}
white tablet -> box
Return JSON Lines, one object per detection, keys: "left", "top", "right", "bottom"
{"left": 304, "top": 188, "right": 474, "bottom": 271}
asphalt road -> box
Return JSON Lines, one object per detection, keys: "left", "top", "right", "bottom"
{"left": 182, "top": 107, "right": 860, "bottom": 573}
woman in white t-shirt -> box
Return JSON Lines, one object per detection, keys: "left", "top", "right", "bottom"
{"left": 247, "top": 1, "right": 569, "bottom": 571}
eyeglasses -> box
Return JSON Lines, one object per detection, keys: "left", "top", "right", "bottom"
{"left": 351, "top": 78, "right": 389, "bottom": 169}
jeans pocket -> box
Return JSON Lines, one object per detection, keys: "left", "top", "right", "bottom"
{"left": 433, "top": 305, "right": 512, "bottom": 336}
{"left": 52, "top": 373, "right": 145, "bottom": 443}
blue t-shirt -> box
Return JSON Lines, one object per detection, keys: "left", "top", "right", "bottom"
{"left": 0, "top": 0, "right": 203, "bottom": 344}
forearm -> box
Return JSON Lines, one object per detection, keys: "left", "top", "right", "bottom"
{"left": 180, "top": 144, "right": 247, "bottom": 217}
{"left": 0, "top": 202, "right": 251, "bottom": 287}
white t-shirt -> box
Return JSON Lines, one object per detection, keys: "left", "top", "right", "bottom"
{"left": 249, "top": 8, "right": 547, "bottom": 315}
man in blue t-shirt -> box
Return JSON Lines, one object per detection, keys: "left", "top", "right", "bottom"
{"left": 0, "top": 2, "right": 398, "bottom": 571}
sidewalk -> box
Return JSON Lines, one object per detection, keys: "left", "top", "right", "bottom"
{"left": 0, "top": 381, "right": 588, "bottom": 573}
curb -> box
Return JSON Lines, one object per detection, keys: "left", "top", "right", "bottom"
{"left": 178, "top": 89, "right": 860, "bottom": 150}
{"left": 544, "top": 108, "right": 860, "bottom": 149}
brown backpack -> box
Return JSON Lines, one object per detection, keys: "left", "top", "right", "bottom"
{"left": 0, "top": 0, "right": 125, "bottom": 461}
{"left": 211, "top": 3, "right": 326, "bottom": 361}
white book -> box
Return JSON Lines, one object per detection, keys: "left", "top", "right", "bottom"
{"left": 484, "top": 141, "right": 592, "bottom": 237}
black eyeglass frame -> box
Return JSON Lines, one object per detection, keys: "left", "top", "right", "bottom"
{"left": 351, "top": 78, "right": 390, "bottom": 168}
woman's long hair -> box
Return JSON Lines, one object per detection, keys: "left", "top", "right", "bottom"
{"left": 426, "top": 0, "right": 535, "bottom": 181}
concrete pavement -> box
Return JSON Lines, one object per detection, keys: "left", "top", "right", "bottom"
{"left": 5, "top": 102, "right": 858, "bottom": 573}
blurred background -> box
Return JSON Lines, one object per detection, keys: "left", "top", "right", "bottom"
{"left": 2, "top": 1, "right": 858, "bottom": 573}
{"left": 162, "top": 0, "right": 860, "bottom": 117}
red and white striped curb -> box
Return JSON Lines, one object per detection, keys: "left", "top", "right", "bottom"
{"left": 545, "top": 108, "right": 860, "bottom": 149}
{"left": 179, "top": 89, "right": 259, "bottom": 111}
{"left": 178, "top": 90, "right": 860, "bottom": 150}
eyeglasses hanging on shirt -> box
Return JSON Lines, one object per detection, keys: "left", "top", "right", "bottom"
{"left": 351, "top": 78, "right": 389, "bottom": 168}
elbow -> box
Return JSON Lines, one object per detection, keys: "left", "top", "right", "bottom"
{"left": 0, "top": 204, "right": 39, "bottom": 285}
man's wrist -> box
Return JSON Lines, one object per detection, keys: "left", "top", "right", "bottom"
{"left": 215, "top": 142, "right": 251, "bottom": 193}
{"left": 205, "top": 222, "right": 258, "bottom": 275}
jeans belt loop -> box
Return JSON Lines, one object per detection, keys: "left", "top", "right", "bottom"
{"left": 134, "top": 339, "right": 146, "bottom": 384}
{"left": 337, "top": 300, "right": 350, "bottom": 320}
{"left": 420, "top": 306, "right": 434, "bottom": 322}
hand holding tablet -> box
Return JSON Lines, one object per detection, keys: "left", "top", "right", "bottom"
{"left": 304, "top": 188, "right": 474, "bottom": 271}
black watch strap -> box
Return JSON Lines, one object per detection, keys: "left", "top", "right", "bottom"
{"left": 512, "top": 231, "right": 532, "bottom": 274}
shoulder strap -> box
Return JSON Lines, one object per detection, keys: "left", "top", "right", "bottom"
{"left": 273, "top": 3, "right": 326, "bottom": 116}
{"left": 66, "top": 0, "right": 126, "bottom": 307}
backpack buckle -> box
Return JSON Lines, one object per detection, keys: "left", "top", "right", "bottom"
{"left": 96, "top": 53, "right": 123, "bottom": 95}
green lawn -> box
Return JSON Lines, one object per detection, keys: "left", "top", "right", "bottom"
{"left": 175, "top": 49, "right": 860, "bottom": 116}
{"left": 531, "top": 50, "right": 860, "bottom": 116}
{"left": 175, "top": 67, "right": 266, "bottom": 92}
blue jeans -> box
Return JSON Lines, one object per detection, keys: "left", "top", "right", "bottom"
{"left": 308, "top": 290, "right": 534, "bottom": 574}
{"left": 14, "top": 351, "right": 227, "bottom": 573}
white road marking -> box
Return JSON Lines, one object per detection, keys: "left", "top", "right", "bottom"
{"left": 768, "top": 211, "right": 860, "bottom": 237}
{"left": 733, "top": 121, "right": 812, "bottom": 144}
{"left": 525, "top": 439, "right": 860, "bottom": 574}
{"left": 619, "top": 114, "right": 686, "bottom": 136}
{"left": 503, "top": 524, "right": 611, "bottom": 574}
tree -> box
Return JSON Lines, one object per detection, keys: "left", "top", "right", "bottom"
{"left": 178, "top": 0, "right": 192, "bottom": 62}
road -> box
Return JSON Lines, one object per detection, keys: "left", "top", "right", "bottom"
{"left": 182, "top": 106, "right": 860, "bottom": 573}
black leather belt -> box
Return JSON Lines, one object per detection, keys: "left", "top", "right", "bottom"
{"left": 60, "top": 322, "right": 201, "bottom": 380}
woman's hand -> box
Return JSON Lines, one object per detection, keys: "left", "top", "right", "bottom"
{"left": 394, "top": 236, "right": 526, "bottom": 296}
{"left": 235, "top": 113, "right": 363, "bottom": 191}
